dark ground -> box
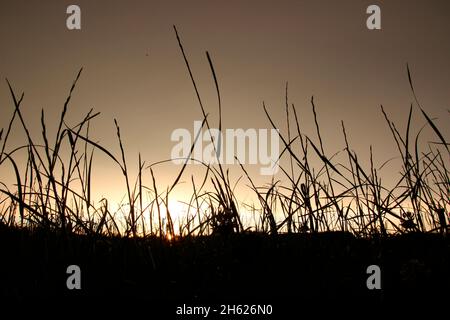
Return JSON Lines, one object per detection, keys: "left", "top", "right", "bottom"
{"left": 1, "top": 222, "right": 449, "bottom": 318}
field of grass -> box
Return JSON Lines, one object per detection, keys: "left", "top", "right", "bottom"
{"left": 0, "top": 28, "right": 449, "bottom": 315}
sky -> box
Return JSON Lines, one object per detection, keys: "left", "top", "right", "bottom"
{"left": 0, "top": 0, "right": 449, "bottom": 213}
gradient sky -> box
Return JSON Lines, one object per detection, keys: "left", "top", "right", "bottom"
{"left": 1, "top": 0, "right": 449, "bottom": 208}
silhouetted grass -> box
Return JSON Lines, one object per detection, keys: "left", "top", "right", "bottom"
{"left": 0, "top": 29, "right": 448, "bottom": 239}
{"left": 0, "top": 27, "right": 449, "bottom": 313}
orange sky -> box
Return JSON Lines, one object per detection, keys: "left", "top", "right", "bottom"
{"left": 1, "top": 0, "right": 449, "bottom": 210}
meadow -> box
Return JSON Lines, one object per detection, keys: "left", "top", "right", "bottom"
{"left": 0, "top": 28, "right": 449, "bottom": 314}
